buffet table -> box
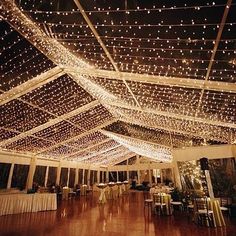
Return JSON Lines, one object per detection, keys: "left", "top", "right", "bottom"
{"left": 0, "top": 193, "right": 57, "bottom": 216}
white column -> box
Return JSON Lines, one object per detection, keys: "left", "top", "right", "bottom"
{"left": 88, "top": 169, "right": 91, "bottom": 186}
{"left": 67, "top": 168, "right": 70, "bottom": 187}
{"left": 160, "top": 169, "right": 163, "bottom": 184}
{"left": 126, "top": 159, "right": 129, "bottom": 181}
{"left": 75, "top": 166, "right": 79, "bottom": 186}
{"left": 26, "top": 156, "right": 37, "bottom": 189}
{"left": 127, "top": 170, "right": 129, "bottom": 182}
{"left": 148, "top": 162, "right": 152, "bottom": 185}
{"left": 82, "top": 169, "right": 85, "bottom": 185}
{"left": 137, "top": 155, "right": 141, "bottom": 184}
{"left": 97, "top": 170, "right": 100, "bottom": 183}
{"left": 205, "top": 170, "right": 214, "bottom": 198}
{"left": 44, "top": 166, "right": 49, "bottom": 187}
{"left": 154, "top": 169, "right": 157, "bottom": 184}
{"left": 106, "top": 169, "right": 109, "bottom": 183}
{"left": 173, "top": 160, "right": 182, "bottom": 189}
{"left": 7, "top": 163, "right": 14, "bottom": 189}
{"left": 56, "top": 162, "right": 62, "bottom": 185}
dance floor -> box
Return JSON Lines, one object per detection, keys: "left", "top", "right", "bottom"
{"left": 0, "top": 191, "right": 235, "bottom": 236}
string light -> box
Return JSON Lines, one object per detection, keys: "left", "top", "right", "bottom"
{"left": 0, "top": 0, "right": 235, "bottom": 165}
{"left": 101, "top": 130, "right": 172, "bottom": 162}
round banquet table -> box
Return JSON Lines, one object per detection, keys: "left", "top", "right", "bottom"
{"left": 97, "top": 184, "right": 107, "bottom": 204}
{"left": 107, "top": 183, "right": 115, "bottom": 200}
{"left": 62, "top": 187, "right": 70, "bottom": 200}
{"left": 80, "top": 185, "right": 88, "bottom": 196}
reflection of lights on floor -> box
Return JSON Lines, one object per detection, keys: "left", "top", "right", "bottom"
{"left": 61, "top": 208, "right": 67, "bottom": 218}
{"left": 102, "top": 220, "right": 107, "bottom": 231}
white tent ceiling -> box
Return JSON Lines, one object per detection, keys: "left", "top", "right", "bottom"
{"left": 0, "top": 0, "right": 235, "bottom": 166}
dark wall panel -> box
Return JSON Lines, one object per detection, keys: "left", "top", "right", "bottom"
{"left": 60, "top": 168, "right": 68, "bottom": 187}
{"left": 11, "top": 164, "right": 29, "bottom": 189}
{"left": 47, "top": 167, "right": 57, "bottom": 187}
{"left": 0, "top": 163, "right": 11, "bottom": 189}
{"left": 33, "top": 165, "right": 46, "bottom": 186}
{"left": 69, "top": 168, "right": 76, "bottom": 188}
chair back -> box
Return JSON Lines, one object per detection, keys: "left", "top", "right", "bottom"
{"left": 153, "top": 193, "right": 163, "bottom": 204}
{"left": 194, "top": 197, "right": 209, "bottom": 213}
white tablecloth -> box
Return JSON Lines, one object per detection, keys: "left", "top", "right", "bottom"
{"left": 0, "top": 193, "right": 57, "bottom": 216}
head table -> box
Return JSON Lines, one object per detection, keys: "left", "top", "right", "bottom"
{"left": 0, "top": 193, "right": 57, "bottom": 216}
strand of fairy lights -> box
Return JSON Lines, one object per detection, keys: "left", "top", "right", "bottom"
{"left": 19, "top": 3, "right": 236, "bottom": 13}
{"left": 1, "top": 46, "right": 36, "bottom": 67}
{"left": 47, "top": 33, "right": 236, "bottom": 43}
{"left": 2, "top": 53, "right": 43, "bottom": 76}
{"left": 76, "top": 56, "right": 234, "bottom": 72}
{"left": 1, "top": 0, "right": 234, "bottom": 161}
{"left": 72, "top": 74, "right": 236, "bottom": 127}
{"left": 1, "top": 37, "right": 24, "bottom": 54}
{"left": 106, "top": 106, "right": 235, "bottom": 142}
{"left": 107, "top": 122, "right": 200, "bottom": 148}
{"left": 100, "top": 130, "right": 172, "bottom": 162}
{"left": 53, "top": 41, "right": 236, "bottom": 53}
{"left": 1, "top": 59, "right": 54, "bottom": 91}
{"left": 36, "top": 22, "right": 236, "bottom": 27}
{"left": 43, "top": 33, "right": 236, "bottom": 42}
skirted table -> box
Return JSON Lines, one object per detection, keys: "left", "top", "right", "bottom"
{"left": 97, "top": 184, "right": 107, "bottom": 204}
{"left": 62, "top": 187, "right": 70, "bottom": 200}
{"left": 117, "top": 182, "right": 123, "bottom": 197}
{"left": 80, "top": 185, "right": 88, "bottom": 196}
{"left": 0, "top": 193, "right": 57, "bottom": 216}
{"left": 123, "top": 181, "right": 129, "bottom": 194}
{"left": 106, "top": 183, "right": 115, "bottom": 200}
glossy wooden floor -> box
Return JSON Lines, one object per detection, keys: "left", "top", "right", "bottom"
{"left": 0, "top": 191, "right": 235, "bottom": 236}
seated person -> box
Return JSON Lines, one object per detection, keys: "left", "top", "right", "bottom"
{"left": 32, "top": 182, "right": 39, "bottom": 193}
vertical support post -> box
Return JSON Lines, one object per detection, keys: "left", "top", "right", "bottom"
{"left": 88, "top": 169, "right": 91, "bottom": 186}
{"left": 137, "top": 155, "right": 141, "bottom": 184}
{"left": 44, "top": 166, "right": 49, "bottom": 187}
{"left": 67, "top": 168, "right": 70, "bottom": 187}
{"left": 82, "top": 169, "right": 85, "bottom": 185}
{"left": 173, "top": 160, "right": 182, "bottom": 189}
{"left": 148, "top": 162, "right": 152, "bottom": 185}
{"left": 117, "top": 171, "right": 119, "bottom": 182}
{"left": 154, "top": 169, "right": 157, "bottom": 184}
{"left": 106, "top": 169, "right": 109, "bottom": 183}
{"left": 56, "top": 162, "right": 61, "bottom": 185}
{"left": 75, "top": 165, "right": 79, "bottom": 187}
{"left": 126, "top": 159, "right": 129, "bottom": 181}
{"left": 7, "top": 163, "right": 14, "bottom": 189}
{"left": 26, "top": 156, "right": 37, "bottom": 189}
{"left": 97, "top": 171, "right": 99, "bottom": 183}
